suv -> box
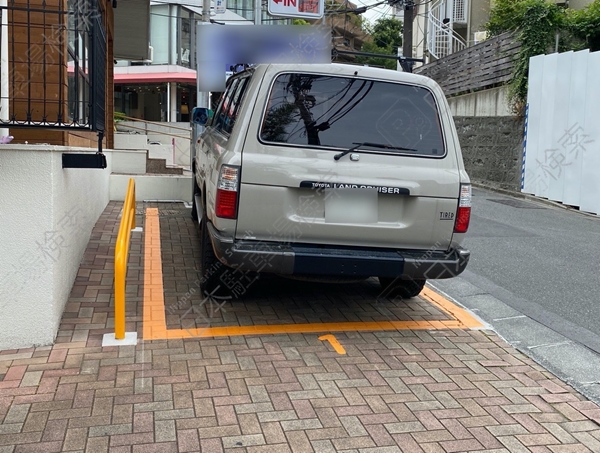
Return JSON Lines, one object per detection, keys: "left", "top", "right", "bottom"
{"left": 192, "top": 63, "right": 471, "bottom": 298}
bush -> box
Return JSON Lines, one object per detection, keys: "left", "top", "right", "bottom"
{"left": 485, "top": 0, "right": 600, "bottom": 114}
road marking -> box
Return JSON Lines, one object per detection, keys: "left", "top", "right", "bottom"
{"left": 143, "top": 208, "right": 169, "bottom": 340}
{"left": 420, "top": 287, "right": 484, "bottom": 329}
{"left": 141, "top": 208, "right": 485, "bottom": 340}
{"left": 318, "top": 334, "right": 346, "bottom": 354}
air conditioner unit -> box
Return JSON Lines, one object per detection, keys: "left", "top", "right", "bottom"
{"left": 473, "top": 31, "right": 488, "bottom": 45}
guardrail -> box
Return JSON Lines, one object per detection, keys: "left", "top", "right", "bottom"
{"left": 114, "top": 178, "right": 136, "bottom": 340}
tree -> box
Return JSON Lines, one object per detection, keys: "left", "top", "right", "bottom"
{"left": 484, "top": 0, "right": 600, "bottom": 113}
{"left": 356, "top": 17, "right": 403, "bottom": 70}
{"left": 568, "top": 0, "right": 600, "bottom": 52}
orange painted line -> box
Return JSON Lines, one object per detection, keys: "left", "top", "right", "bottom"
{"left": 142, "top": 208, "right": 167, "bottom": 340}
{"left": 421, "top": 286, "right": 484, "bottom": 329}
{"left": 318, "top": 334, "right": 346, "bottom": 354}
{"left": 141, "top": 204, "right": 483, "bottom": 340}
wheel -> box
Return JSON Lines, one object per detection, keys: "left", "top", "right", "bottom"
{"left": 198, "top": 207, "right": 223, "bottom": 296}
{"left": 191, "top": 179, "right": 200, "bottom": 221}
{"left": 378, "top": 277, "right": 426, "bottom": 299}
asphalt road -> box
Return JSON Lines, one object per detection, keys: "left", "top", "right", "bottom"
{"left": 427, "top": 187, "right": 600, "bottom": 403}
{"left": 445, "top": 187, "right": 600, "bottom": 352}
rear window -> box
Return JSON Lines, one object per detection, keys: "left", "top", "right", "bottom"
{"left": 259, "top": 73, "right": 445, "bottom": 157}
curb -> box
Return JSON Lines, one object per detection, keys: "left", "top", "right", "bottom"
{"left": 471, "top": 182, "right": 599, "bottom": 220}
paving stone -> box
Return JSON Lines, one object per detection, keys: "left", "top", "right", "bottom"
{"left": 0, "top": 202, "right": 599, "bottom": 453}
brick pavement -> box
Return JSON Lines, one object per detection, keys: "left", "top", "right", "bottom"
{"left": 1, "top": 201, "right": 600, "bottom": 452}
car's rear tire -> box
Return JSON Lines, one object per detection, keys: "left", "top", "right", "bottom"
{"left": 199, "top": 208, "right": 224, "bottom": 296}
{"left": 378, "top": 277, "right": 426, "bottom": 299}
{"left": 191, "top": 179, "right": 200, "bottom": 221}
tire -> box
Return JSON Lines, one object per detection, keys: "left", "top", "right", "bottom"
{"left": 378, "top": 277, "right": 426, "bottom": 299}
{"left": 198, "top": 208, "right": 223, "bottom": 296}
{"left": 197, "top": 209, "right": 257, "bottom": 300}
{"left": 191, "top": 179, "right": 200, "bottom": 221}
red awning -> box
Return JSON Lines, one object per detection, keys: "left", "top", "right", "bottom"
{"left": 114, "top": 72, "right": 197, "bottom": 84}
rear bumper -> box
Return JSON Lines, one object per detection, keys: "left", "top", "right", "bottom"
{"left": 208, "top": 223, "right": 470, "bottom": 279}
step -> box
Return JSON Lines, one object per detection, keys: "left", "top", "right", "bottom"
{"left": 114, "top": 133, "right": 149, "bottom": 150}
{"left": 110, "top": 173, "right": 192, "bottom": 202}
{"left": 146, "top": 158, "right": 183, "bottom": 175}
{"left": 111, "top": 149, "right": 147, "bottom": 175}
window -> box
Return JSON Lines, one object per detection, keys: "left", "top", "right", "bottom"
{"left": 260, "top": 73, "right": 445, "bottom": 157}
{"left": 213, "top": 76, "right": 251, "bottom": 135}
{"left": 180, "top": 12, "right": 192, "bottom": 68}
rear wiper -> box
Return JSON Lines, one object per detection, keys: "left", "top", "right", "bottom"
{"left": 334, "top": 142, "right": 418, "bottom": 161}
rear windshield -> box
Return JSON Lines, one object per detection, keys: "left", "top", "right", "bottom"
{"left": 259, "top": 73, "right": 445, "bottom": 157}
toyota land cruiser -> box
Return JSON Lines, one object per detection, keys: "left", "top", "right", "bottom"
{"left": 192, "top": 63, "right": 471, "bottom": 298}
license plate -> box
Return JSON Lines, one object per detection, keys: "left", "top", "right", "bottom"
{"left": 325, "top": 188, "right": 378, "bottom": 224}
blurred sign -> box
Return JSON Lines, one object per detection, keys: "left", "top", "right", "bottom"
{"left": 197, "top": 24, "right": 331, "bottom": 91}
{"left": 213, "top": 0, "right": 226, "bottom": 14}
{"left": 268, "top": 0, "right": 323, "bottom": 19}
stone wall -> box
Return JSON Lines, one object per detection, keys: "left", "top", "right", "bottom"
{"left": 454, "top": 116, "right": 525, "bottom": 191}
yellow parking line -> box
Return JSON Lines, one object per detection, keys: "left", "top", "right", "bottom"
{"left": 143, "top": 208, "right": 168, "bottom": 340}
{"left": 420, "top": 287, "right": 484, "bottom": 329}
{"left": 142, "top": 208, "right": 483, "bottom": 340}
{"left": 319, "top": 334, "right": 347, "bottom": 355}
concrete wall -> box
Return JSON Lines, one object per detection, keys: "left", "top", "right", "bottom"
{"left": 448, "top": 86, "right": 513, "bottom": 117}
{"left": 110, "top": 174, "right": 191, "bottom": 202}
{"left": 454, "top": 116, "right": 525, "bottom": 191}
{"left": 116, "top": 122, "right": 192, "bottom": 169}
{"left": 0, "top": 146, "right": 111, "bottom": 349}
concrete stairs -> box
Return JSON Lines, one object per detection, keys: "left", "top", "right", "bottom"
{"left": 110, "top": 132, "right": 191, "bottom": 202}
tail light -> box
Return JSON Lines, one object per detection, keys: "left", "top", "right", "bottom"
{"left": 454, "top": 183, "right": 471, "bottom": 233}
{"left": 215, "top": 165, "right": 240, "bottom": 219}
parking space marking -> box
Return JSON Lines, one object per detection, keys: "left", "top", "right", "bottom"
{"left": 319, "top": 334, "right": 347, "bottom": 354}
{"left": 142, "top": 208, "right": 484, "bottom": 340}
{"left": 142, "top": 208, "right": 169, "bottom": 340}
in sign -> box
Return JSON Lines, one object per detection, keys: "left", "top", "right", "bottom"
{"left": 268, "top": 0, "right": 323, "bottom": 19}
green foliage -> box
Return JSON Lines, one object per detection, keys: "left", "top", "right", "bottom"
{"left": 485, "top": 0, "right": 600, "bottom": 114}
{"left": 357, "top": 17, "right": 403, "bottom": 70}
{"left": 114, "top": 111, "right": 126, "bottom": 123}
{"left": 292, "top": 19, "right": 310, "bottom": 25}
{"left": 568, "top": 0, "right": 600, "bottom": 52}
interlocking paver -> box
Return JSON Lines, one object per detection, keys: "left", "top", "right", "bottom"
{"left": 1, "top": 202, "right": 600, "bottom": 452}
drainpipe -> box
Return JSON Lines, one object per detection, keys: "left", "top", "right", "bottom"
{"left": 0, "top": 0, "right": 9, "bottom": 138}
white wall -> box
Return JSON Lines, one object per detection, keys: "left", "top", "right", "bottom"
{"left": 523, "top": 50, "right": 600, "bottom": 215}
{"left": 0, "top": 146, "right": 111, "bottom": 349}
{"left": 447, "top": 86, "right": 512, "bottom": 117}
{"left": 110, "top": 174, "right": 191, "bottom": 202}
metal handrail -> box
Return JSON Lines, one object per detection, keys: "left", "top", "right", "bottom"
{"left": 116, "top": 114, "right": 192, "bottom": 132}
{"left": 114, "top": 178, "right": 136, "bottom": 340}
{"left": 427, "top": 1, "right": 467, "bottom": 59}
{"left": 115, "top": 122, "right": 191, "bottom": 141}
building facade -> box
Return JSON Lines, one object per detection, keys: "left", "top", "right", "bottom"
{"left": 412, "top": 0, "right": 596, "bottom": 65}
{"left": 1, "top": 0, "right": 151, "bottom": 147}
{"left": 113, "top": 0, "right": 292, "bottom": 124}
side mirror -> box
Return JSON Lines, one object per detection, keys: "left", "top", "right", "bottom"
{"left": 192, "top": 107, "right": 213, "bottom": 125}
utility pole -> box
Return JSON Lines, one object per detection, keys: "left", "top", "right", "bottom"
{"left": 197, "top": 0, "right": 211, "bottom": 113}
{"left": 402, "top": 0, "right": 414, "bottom": 60}
{"left": 191, "top": 0, "right": 212, "bottom": 171}
{"left": 254, "top": 0, "right": 261, "bottom": 24}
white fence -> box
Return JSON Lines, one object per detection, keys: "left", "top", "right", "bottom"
{"left": 522, "top": 49, "right": 600, "bottom": 215}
